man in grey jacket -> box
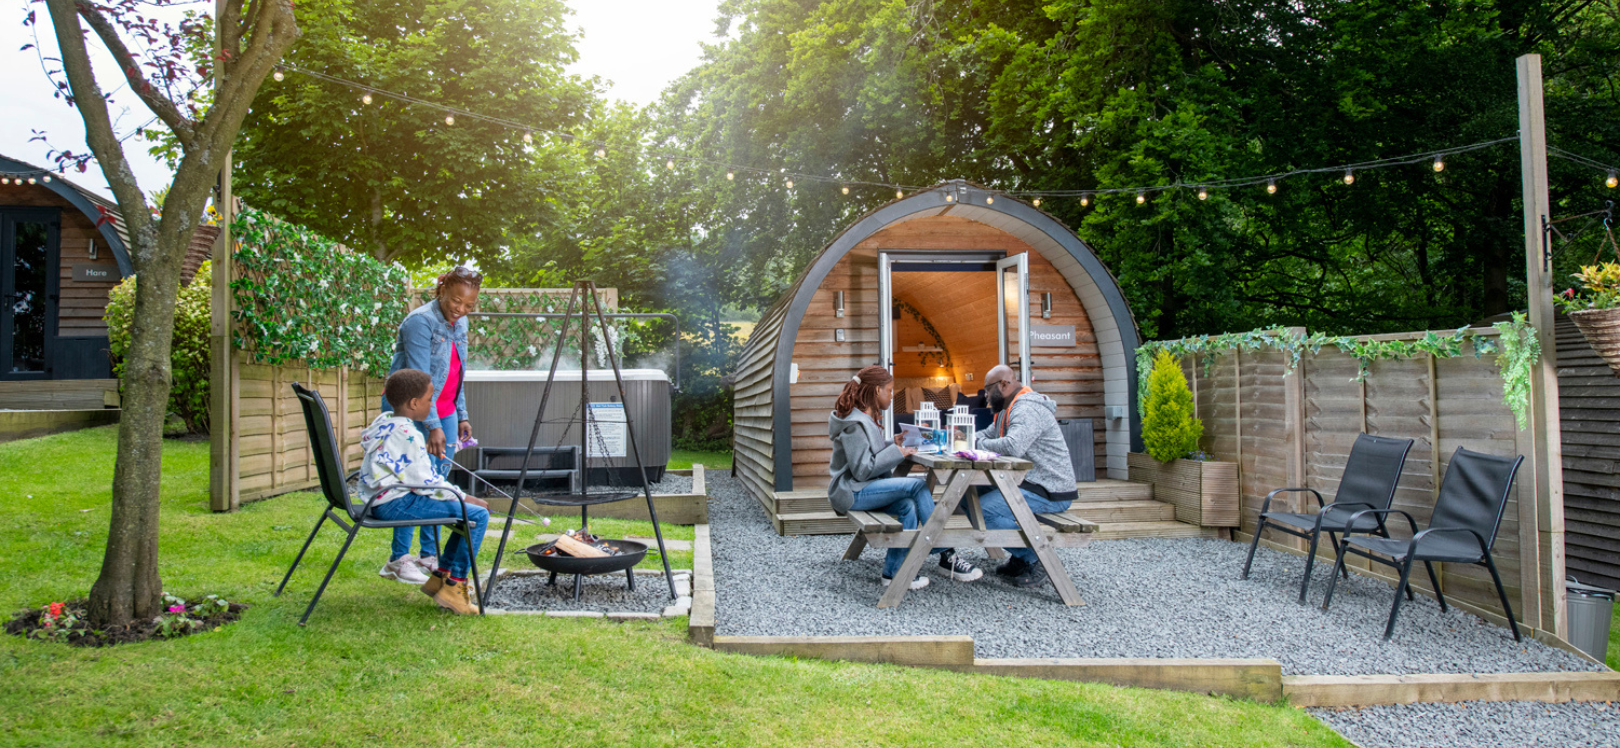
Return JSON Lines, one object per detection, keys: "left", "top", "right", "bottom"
{"left": 975, "top": 365, "right": 1077, "bottom": 587}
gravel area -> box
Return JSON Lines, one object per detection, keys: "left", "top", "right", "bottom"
{"left": 483, "top": 569, "right": 688, "bottom": 614}
{"left": 705, "top": 473, "right": 1602, "bottom": 677}
{"left": 1309, "top": 701, "right": 1620, "bottom": 747}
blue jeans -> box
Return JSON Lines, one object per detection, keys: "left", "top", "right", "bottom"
{"left": 390, "top": 411, "right": 458, "bottom": 562}
{"left": 850, "top": 477, "right": 946, "bottom": 578}
{"left": 978, "top": 488, "right": 1072, "bottom": 564}
{"left": 371, "top": 493, "right": 488, "bottom": 578}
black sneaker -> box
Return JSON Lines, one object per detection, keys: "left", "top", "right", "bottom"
{"left": 1009, "top": 563, "right": 1049, "bottom": 589}
{"left": 995, "top": 556, "right": 1030, "bottom": 578}
{"left": 939, "top": 550, "right": 983, "bottom": 582}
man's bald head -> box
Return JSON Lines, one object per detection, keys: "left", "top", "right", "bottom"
{"left": 983, "top": 365, "right": 1016, "bottom": 389}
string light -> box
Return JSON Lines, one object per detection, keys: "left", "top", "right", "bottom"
{"left": 895, "top": 187, "right": 904, "bottom": 199}
{"left": 595, "top": 148, "right": 606, "bottom": 158}
{"left": 272, "top": 69, "right": 284, "bottom": 82}
{"left": 522, "top": 131, "right": 532, "bottom": 144}
{"left": 1266, "top": 179, "right": 1278, "bottom": 194}
{"left": 361, "top": 93, "right": 372, "bottom": 105}
{"left": 1079, "top": 194, "right": 1089, "bottom": 207}
{"left": 1607, "top": 172, "right": 1617, "bottom": 189}
{"left": 1432, "top": 155, "right": 1445, "bottom": 172}
{"left": 985, "top": 195, "right": 994, "bottom": 205}
{"left": 444, "top": 115, "right": 455, "bottom": 126}
{"left": 1135, "top": 192, "right": 1145, "bottom": 205}
{"left": 1342, "top": 170, "right": 1355, "bottom": 185}
{"left": 1032, "top": 197, "right": 1041, "bottom": 207}
{"left": 841, "top": 185, "right": 849, "bottom": 195}
{"left": 1, "top": 178, "right": 8, "bottom": 185}
{"left": 1197, "top": 187, "right": 1208, "bottom": 201}
{"left": 726, "top": 170, "right": 734, "bottom": 180}
{"left": 785, "top": 179, "right": 793, "bottom": 189}
{"left": 43, "top": 176, "right": 50, "bottom": 183}
{"left": 945, "top": 192, "right": 955, "bottom": 203}
{"left": 665, "top": 158, "right": 675, "bottom": 170}
{"left": 27, "top": 178, "right": 35, "bottom": 185}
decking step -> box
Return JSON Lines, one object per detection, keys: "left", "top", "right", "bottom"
{"left": 1069, "top": 500, "right": 1177, "bottom": 523}
{"left": 1090, "top": 520, "right": 1221, "bottom": 541}
{"left": 1072, "top": 478, "right": 1154, "bottom": 503}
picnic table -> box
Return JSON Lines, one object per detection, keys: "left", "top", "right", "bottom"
{"left": 842, "top": 451, "right": 1095, "bottom": 608}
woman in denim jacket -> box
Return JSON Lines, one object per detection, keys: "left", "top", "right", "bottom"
{"left": 376, "top": 266, "right": 481, "bottom": 584}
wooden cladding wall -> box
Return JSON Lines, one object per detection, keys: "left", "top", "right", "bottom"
{"left": 1555, "top": 316, "right": 1620, "bottom": 590}
{"left": 234, "top": 352, "right": 385, "bottom": 503}
{"left": 1177, "top": 328, "right": 1561, "bottom": 635}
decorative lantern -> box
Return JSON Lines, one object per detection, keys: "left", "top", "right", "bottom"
{"left": 915, "top": 402, "right": 940, "bottom": 431}
{"left": 948, "top": 411, "right": 977, "bottom": 452}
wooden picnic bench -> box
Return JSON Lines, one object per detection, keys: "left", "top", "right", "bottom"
{"left": 842, "top": 452, "right": 1096, "bottom": 608}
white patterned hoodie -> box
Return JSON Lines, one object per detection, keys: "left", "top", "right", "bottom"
{"left": 358, "top": 412, "right": 466, "bottom": 507}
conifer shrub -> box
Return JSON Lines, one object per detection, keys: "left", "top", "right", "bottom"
{"left": 1141, "top": 350, "right": 1203, "bottom": 462}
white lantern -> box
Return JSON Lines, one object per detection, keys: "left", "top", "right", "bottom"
{"left": 915, "top": 402, "right": 940, "bottom": 431}
{"left": 948, "top": 411, "right": 976, "bottom": 452}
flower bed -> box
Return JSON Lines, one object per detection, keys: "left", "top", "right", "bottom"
{"left": 6, "top": 594, "right": 246, "bottom": 647}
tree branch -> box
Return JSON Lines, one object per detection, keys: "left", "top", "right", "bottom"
{"left": 45, "top": 0, "right": 157, "bottom": 263}
{"left": 73, "top": 0, "right": 196, "bottom": 148}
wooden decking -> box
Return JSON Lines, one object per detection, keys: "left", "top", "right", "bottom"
{"left": 761, "top": 478, "right": 1219, "bottom": 539}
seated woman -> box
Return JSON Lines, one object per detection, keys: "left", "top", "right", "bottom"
{"left": 828, "top": 365, "right": 982, "bottom": 589}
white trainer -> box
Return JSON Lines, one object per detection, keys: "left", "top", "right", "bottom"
{"left": 881, "top": 575, "right": 929, "bottom": 590}
{"left": 379, "top": 557, "right": 430, "bottom": 584}
{"left": 413, "top": 555, "right": 439, "bottom": 574}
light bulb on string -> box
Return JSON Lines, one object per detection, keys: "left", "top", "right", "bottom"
{"left": 895, "top": 188, "right": 903, "bottom": 200}
{"left": 595, "top": 148, "right": 606, "bottom": 158}
{"left": 1197, "top": 187, "right": 1209, "bottom": 201}
{"left": 361, "top": 93, "right": 373, "bottom": 105}
{"left": 1431, "top": 155, "right": 1445, "bottom": 172}
{"left": 665, "top": 158, "right": 675, "bottom": 170}
{"left": 985, "top": 194, "right": 994, "bottom": 205}
{"left": 1032, "top": 197, "right": 1041, "bottom": 207}
{"left": 522, "top": 131, "right": 532, "bottom": 144}
{"left": 27, "top": 177, "right": 36, "bottom": 185}
{"left": 1135, "top": 192, "right": 1146, "bottom": 205}
{"left": 841, "top": 185, "right": 850, "bottom": 195}
{"left": 272, "top": 69, "right": 284, "bottom": 82}
{"left": 1607, "top": 172, "right": 1618, "bottom": 189}
{"left": 1, "top": 178, "right": 9, "bottom": 185}
{"left": 444, "top": 115, "right": 455, "bottom": 126}
{"left": 726, "top": 170, "right": 734, "bottom": 180}
{"left": 1266, "top": 179, "right": 1278, "bottom": 195}
{"left": 785, "top": 179, "right": 793, "bottom": 189}
{"left": 945, "top": 192, "right": 955, "bottom": 203}
{"left": 1343, "top": 170, "right": 1355, "bottom": 185}
{"left": 1079, "top": 194, "right": 1089, "bottom": 207}
{"left": 42, "top": 175, "right": 50, "bottom": 183}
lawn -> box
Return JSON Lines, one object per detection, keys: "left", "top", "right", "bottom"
{"left": 669, "top": 448, "right": 730, "bottom": 470}
{"left": 0, "top": 426, "right": 1351, "bottom": 747}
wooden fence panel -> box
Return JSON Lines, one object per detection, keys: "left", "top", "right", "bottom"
{"left": 1556, "top": 316, "right": 1620, "bottom": 591}
{"left": 232, "top": 351, "right": 385, "bottom": 504}
{"left": 1170, "top": 328, "right": 1549, "bottom": 633}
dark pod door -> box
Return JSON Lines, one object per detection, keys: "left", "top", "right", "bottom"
{"left": 1, "top": 209, "right": 60, "bottom": 380}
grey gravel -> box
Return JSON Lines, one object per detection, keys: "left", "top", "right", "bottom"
{"left": 483, "top": 570, "right": 685, "bottom": 614}
{"left": 704, "top": 473, "right": 1602, "bottom": 677}
{"left": 1310, "top": 701, "right": 1620, "bottom": 748}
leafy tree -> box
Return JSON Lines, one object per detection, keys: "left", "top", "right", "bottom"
{"left": 227, "top": 0, "right": 596, "bottom": 265}
{"left": 37, "top": 0, "right": 299, "bottom": 626}
{"left": 1141, "top": 351, "right": 1202, "bottom": 462}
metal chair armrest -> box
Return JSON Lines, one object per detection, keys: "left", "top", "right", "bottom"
{"left": 1411, "top": 526, "right": 1490, "bottom": 553}
{"left": 1343, "top": 508, "right": 1419, "bottom": 539}
{"left": 1312, "top": 501, "right": 1374, "bottom": 531}
{"left": 1262, "top": 487, "right": 1323, "bottom": 516}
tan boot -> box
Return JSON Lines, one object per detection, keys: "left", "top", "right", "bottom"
{"left": 419, "top": 570, "right": 445, "bottom": 599}
{"left": 430, "top": 576, "right": 480, "bottom": 615}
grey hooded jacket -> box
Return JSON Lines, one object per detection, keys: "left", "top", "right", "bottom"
{"left": 827, "top": 409, "right": 906, "bottom": 515}
{"left": 975, "top": 390, "right": 1076, "bottom": 496}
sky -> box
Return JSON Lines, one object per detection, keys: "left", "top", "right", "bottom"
{"left": 0, "top": 1, "right": 723, "bottom": 200}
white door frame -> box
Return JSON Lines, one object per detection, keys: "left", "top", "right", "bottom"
{"left": 996, "top": 254, "right": 1031, "bottom": 386}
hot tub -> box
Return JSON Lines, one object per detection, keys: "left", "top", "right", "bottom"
{"left": 458, "top": 369, "right": 672, "bottom": 486}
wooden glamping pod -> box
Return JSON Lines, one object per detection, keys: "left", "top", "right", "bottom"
{"left": 734, "top": 180, "right": 1144, "bottom": 533}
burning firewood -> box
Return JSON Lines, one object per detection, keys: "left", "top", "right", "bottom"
{"left": 551, "top": 531, "right": 609, "bottom": 558}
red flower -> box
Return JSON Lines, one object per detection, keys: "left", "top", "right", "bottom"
{"left": 47, "top": 602, "right": 63, "bottom": 618}
{"left": 1562, "top": 288, "right": 1576, "bottom": 299}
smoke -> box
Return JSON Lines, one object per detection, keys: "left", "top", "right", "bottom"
{"left": 629, "top": 350, "right": 672, "bottom": 374}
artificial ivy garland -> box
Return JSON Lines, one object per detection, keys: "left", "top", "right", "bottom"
{"left": 1136, "top": 313, "right": 1541, "bottom": 429}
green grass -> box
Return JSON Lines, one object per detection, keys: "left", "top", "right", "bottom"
{"left": 0, "top": 426, "right": 1349, "bottom": 747}
{"left": 668, "top": 448, "right": 731, "bottom": 470}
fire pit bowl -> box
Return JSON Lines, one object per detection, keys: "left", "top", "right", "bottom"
{"left": 522, "top": 539, "right": 648, "bottom": 576}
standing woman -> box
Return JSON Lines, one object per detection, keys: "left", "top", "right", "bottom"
{"left": 376, "top": 266, "right": 481, "bottom": 585}
{"left": 827, "top": 365, "right": 981, "bottom": 589}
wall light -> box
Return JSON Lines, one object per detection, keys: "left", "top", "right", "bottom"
{"left": 835, "top": 290, "right": 845, "bottom": 318}
{"left": 1041, "top": 292, "right": 1052, "bottom": 319}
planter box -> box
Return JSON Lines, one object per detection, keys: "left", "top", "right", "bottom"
{"left": 1127, "top": 452, "right": 1239, "bottom": 527}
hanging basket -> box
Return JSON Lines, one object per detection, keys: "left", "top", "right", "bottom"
{"left": 1569, "top": 307, "right": 1620, "bottom": 377}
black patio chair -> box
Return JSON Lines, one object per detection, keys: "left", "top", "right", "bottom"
{"left": 1241, "top": 433, "right": 1414, "bottom": 603}
{"left": 273, "top": 382, "right": 483, "bottom": 625}
{"left": 1321, "top": 446, "right": 1524, "bottom": 641}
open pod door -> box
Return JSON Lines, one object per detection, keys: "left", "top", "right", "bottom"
{"left": 996, "top": 253, "right": 1030, "bottom": 386}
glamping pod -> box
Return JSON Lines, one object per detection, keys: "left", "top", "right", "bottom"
{"left": 733, "top": 180, "right": 1142, "bottom": 519}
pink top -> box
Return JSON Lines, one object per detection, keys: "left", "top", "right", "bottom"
{"left": 437, "top": 344, "right": 461, "bottom": 419}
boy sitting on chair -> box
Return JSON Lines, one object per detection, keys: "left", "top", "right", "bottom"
{"left": 360, "top": 369, "right": 490, "bottom": 615}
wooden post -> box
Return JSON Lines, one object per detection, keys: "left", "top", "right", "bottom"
{"left": 207, "top": 0, "right": 238, "bottom": 512}
{"left": 1426, "top": 352, "right": 1444, "bottom": 595}
{"left": 1516, "top": 54, "right": 1567, "bottom": 639}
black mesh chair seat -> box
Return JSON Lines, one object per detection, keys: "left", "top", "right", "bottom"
{"left": 1263, "top": 507, "right": 1383, "bottom": 535}
{"left": 273, "top": 382, "right": 484, "bottom": 625}
{"left": 1322, "top": 446, "right": 1524, "bottom": 641}
{"left": 1343, "top": 533, "right": 1486, "bottom": 565}
{"left": 1242, "top": 433, "right": 1414, "bottom": 604}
